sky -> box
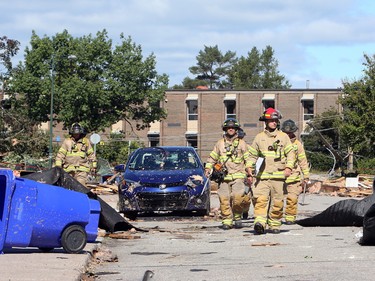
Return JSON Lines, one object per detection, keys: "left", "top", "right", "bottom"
{"left": 2, "top": 0, "right": 375, "bottom": 89}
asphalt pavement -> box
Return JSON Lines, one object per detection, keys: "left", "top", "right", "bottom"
{"left": 0, "top": 191, "right": 370, "bottom": 281}
{"left": 87, "top": 193, "right": 373, "bottom": 281}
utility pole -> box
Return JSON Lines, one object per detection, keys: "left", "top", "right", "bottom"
{"left": 48, "top": 54, "right": 55, "bottom": 169}
{"left": 48, "top": 54, "right": 77, "bottom": 169}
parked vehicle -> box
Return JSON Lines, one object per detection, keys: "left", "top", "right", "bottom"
{"left": 118, "top": 146, "right": 211, "bottom": 219}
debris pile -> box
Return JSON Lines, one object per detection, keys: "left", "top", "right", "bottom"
{"left": 88, "top": 183, "right": 118, "bottom": 195}
{"left": 308, "top": 174, "right": 374, "bottom": 197}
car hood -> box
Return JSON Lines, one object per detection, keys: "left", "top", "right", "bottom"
{"left": 124, "top": 169, "right": 204, "bottom": 184}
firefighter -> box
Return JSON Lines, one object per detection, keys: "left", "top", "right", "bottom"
{"left": 281, "top": 119, "right": 310, "bottom": 224}
{"left": 237, "top": 128, "right": 252, "bottom": 220}
{"left": 55, "top": 122, "right": 97, "bottom": 187}
{"left": 204, "top": 118, "right": 252, "bottom": 230}
{"left": 247, "top": 108, "right": 295, "bottom": 234}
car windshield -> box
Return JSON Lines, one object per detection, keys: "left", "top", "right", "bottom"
{"left": 128, "top": 148, "right": 200, "bottom": 170}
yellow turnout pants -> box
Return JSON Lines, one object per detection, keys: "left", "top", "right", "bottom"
{"left": 284, "top": 181, "right": 303, "bottom": 222}
{"left": 253, "top": 179, "right": 284, "bottom": 229}
{"left": 218, "top": 178, "right": 248, "bottom": 225}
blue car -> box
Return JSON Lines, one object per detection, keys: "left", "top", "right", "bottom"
{"left": 118, "top": 146, "right": 211, "bottom": 219}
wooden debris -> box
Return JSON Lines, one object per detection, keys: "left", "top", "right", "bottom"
{"left": 108, "top": 232, "right": 141, "bottom": 239}
{"left": 93, "top": 246, "right": 118, "bottom": 263}
{"left": 251, "top": 242, "right": 281, "bottom": 247}
{"left": 87, "top": 183, "right": 119, "bottom": 194}
{"left": 309, "top": 174, "right": 374, "bottom": 197}
{"left": 308, "top": 181, "right": 321, "bottom": 194}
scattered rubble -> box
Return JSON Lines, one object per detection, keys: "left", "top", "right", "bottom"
{"left": 88, "top": 183, "right": 118, "bottom": 194}
{"left": 89, "top": 174, "right": 374, "bottom": 199}
{"left": 309, "top": 174, "right": 374, "bottom": 197}
{"left": 251, "top": 242, "right": 281, "bottom": 247}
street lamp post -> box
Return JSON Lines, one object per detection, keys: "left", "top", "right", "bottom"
{"left": 48, "top": 54, "right": 77, "bottom": 169}
{"left": 48, "top": 55, "right": 56, "bottom": 169}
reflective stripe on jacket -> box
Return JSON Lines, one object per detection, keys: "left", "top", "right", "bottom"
{"left": 205, "top": 135, "right": 251, "bottom": 180}
{"left": 285, "top": 139, "right": 310, "bottom": 183}
{"left": 248, "top": 129, "right": 295, "bottom": 180}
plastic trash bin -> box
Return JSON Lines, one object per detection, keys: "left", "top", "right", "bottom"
{"left": 0, "top": 169, "right": 100, "bottom": 254}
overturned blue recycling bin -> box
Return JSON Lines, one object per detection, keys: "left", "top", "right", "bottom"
{"left": 0, "top": 169, "right": 100, "bottom": 254}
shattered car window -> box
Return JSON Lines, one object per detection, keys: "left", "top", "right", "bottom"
{"left": 128, "top": 148, "right": 199, "bottom": 170}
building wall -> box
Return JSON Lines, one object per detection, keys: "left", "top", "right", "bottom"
{"left": 161, "top": 93, "right": 187, "bottom": 146}
{"left": 45, "top": 89, "right": 342, "bottom": 162}
{"left": 160, "top": 89, "right": 342, "bottom": 160}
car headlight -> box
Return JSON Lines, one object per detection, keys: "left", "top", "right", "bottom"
{"left": 185, "top": 175, "right": 204, "bottom": 188}
{"left": 123, "top": 179, "right": 141, "bottom": 192}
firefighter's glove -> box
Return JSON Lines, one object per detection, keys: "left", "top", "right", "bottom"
{"left": 246, "top": 175, "right": 253, "bottom": 186}
{"left": 204, "top": 168, "right": 211, "bottom": 178}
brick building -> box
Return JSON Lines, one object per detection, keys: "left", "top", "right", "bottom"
{"left": 110, "top": 88, "right": 342, "bottom": 160}
{"left": 1, "top": 86, "right": 342, "bottom": 162}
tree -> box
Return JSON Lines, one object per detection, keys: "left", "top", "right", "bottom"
{"left": 301, "top": 108, "right": 343, "bottom": 172}
{"left": 0, "top": 36, "right": 48, "bottom": 166}
{"left": 188, "top": 45, "right": 237, "bottom": 89}
{"left": 173, "top": 76, "right": 209, "bottom": 89}
{"left": 0, "top": 36, "right": 20, "bottom": 79}
{"left": 339, "top": 53, "right": 375, "bottom": 159}
{"left": 96, "top": 133, "right": 143, "bottom": 166}
{"left": 11, "top": 30, "right": 168, "bottom": 133}
{"left": 229, "top": 46, "right": 291, "bottom": 89}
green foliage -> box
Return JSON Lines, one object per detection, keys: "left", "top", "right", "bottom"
{"left": 96, "top": 133, "right": 144, "bottom": 165}
{"left": 11, "top": 30, "right": 168, "bottom": 133}
{"left": 339, "top": 53, "right": 375, "bottom": 158}
{"left": 178, "top": 45, "right": 290, "bottom": 90}
{"left": 0, "top": 36, "right": 20, "bottom": 78}
{"left": 229, "top": 46, "right": 291, "bottom": 89}
{"left": 305, "top": 151, "right": 336, "bottom": 173}
{"left": 356, "top": 158, "right": 375, "bottom": 175}
{"left": 188, "top": 45, "right": 237, "bottom": 89}
{"left": 301, "top": 108, "right": 343, "bottom": 172}
{"left": 0, "top": 36, "right": 48, "bottom": 164}
{"left": 175, "top": 77, "right": 209, "bottom": 89}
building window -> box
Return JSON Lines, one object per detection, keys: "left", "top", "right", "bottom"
{"left": 186, "top": 135, "right": 197, "bottom": 148}
{"left": 187, "top": 100, "right": 198, "bottom": 120}
{"left": 150, "top": 139, "right": 159, "bottom": 147}
{"left": 263, "top": 100, "right": 275, "bottom": 109}
{"left": 147, "top": 134, "right": 160, "bottom": 147}
{"left": 225, "top": 100, "right": 236, "bottom": 119}
{"left": 302, "top": 100, "right": 314, "bottom": 120}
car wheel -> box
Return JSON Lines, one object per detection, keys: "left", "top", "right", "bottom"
{"left": 61, "top": 225, "right": 87, "bottom": 254}
{"left": 123, "top": 211, "right": 138, "bottom": 220}
{"left": 195, "top": 208, "right": 210, "bottom": 216}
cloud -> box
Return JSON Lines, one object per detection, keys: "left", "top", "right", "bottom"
{"left": 2, "top": 0, "right": 375, "bottom": 88}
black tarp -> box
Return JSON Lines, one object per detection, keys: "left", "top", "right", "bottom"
{"left": 361, "top": 203, "right": 375, "bottom": 245}
{"left": 296, "top": 178, "right": 375, "bottom": 245}
{"left": 296, "top": 196, "right": 374, "bottom": 227}
{"left": 23, "top": 167, "right": 142, "bottom": 232}
{"left": 296, "top": 179, "right": 375, "bottom": 227}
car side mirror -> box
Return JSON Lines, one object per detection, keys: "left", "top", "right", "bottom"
{"left": 114, "top": 164, "right": 125, "bottom": 172}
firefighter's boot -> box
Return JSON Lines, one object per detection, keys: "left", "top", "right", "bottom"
{"left": 253, "top": 195, "right": 268, "bottom": 234}
{"left": 222, "top": 224, "right": 232, "bottom": 230}
{"left": 233, "top": 213, "right": 243, "bottom": 229}
{"left": 254, "top": 222, "right": 265, "bottom": 235}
